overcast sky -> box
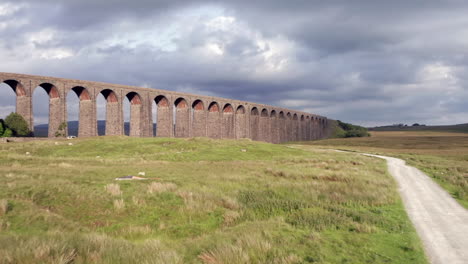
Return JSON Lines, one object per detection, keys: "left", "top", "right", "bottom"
{"left": 0, "top": 0, "right": 467, "bottom": 126}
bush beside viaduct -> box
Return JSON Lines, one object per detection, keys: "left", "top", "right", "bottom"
{"left": 0, "top": 72, "right": 332, "bottom": 143}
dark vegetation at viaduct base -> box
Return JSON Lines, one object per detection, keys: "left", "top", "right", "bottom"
{"left": 0, "top": 72, "right": 333, "bottom": 143}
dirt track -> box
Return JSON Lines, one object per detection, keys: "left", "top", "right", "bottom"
{"left": 364, "top": 154, "right": 468, "bottom": 264}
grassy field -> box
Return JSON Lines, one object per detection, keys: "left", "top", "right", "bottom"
{"left": 306, "top": 131, "right": 468, "bottom": 208}
{"left": 0, "top": 137, "right": 426, "bottom": 263}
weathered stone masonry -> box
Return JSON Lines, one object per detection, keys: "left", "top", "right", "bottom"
{"left": 0, "top": 72, "right": 333, "bottom": 143}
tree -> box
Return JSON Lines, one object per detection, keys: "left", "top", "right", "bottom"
{"left": 4, "top": 112, "right": 31, "bottom": 137}
{"left": 55, "top": 122, "right": 67, "bottom": 137}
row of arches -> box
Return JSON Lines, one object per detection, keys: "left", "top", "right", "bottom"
{"left": 0, "top": 77, "right": 329, "bottom": 142}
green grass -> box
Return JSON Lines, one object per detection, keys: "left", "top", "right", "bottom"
{"left": 306, "top": 131, "right": 468, "bottom": 208}
{"left": 0, "top": 136, "right": 427, "bottom": 263}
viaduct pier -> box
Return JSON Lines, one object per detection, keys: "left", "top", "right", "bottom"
{"left": 0, "top": 72, "right": 332, "bottom": 143}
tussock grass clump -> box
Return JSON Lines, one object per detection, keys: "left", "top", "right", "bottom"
{"left": 0, "top": 199, "right": 9, "bottom": 215}
{"left": 0, "top": 233, "right": 182, "bottom": 264}
{"left": 105, "top": 183, "right": 122, "bottom": 196}
{"left": 147, "top": 182, "right": 177, "bottom": 194}
{"left": 198, "top": 232, "right": 300, "bottom": 264}
{"left": 113, "top": 199, "right": 125, "bottom": 211}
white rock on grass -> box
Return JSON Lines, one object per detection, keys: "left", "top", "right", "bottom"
{"left": 68, "top": 143, "right": 73, "bottom": 146}
{"left": 138, "top": 172, "right": 146, "bottom": 176}
{"left": 25, "top": 152, "right": 30, "bottom": 155}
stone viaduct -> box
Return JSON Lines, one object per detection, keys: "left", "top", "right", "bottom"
{"left": 0, "top": 72, "right": 332, "bottom": 143}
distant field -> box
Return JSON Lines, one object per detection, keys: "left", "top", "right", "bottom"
{"left": 307, "top": 131, "right": 468, "bottom": 208}
{"left": 369, "top": 123, "right": 468, "bottom": 133}
{"left": 0, "top": 137, "right": 426, "bottom": 263}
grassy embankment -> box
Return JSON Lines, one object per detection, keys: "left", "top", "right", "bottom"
{"left": 306, "top": 131, "right": 468, "bottom": 208}
{"left": 0, "top": 137, "right": 426, "bottom": 263}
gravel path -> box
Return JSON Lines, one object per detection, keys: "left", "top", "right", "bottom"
{"left": 364, "top": 153, "right": 468, "bottom": 264}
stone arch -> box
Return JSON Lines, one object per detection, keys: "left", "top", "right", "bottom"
{"left": 1, "top": 79, "right": 31, "bottom": 130}
{"left": 67, "top": 86, "right": 93, "bottom": 137}
{"left": 285, "top": 112, "right": 292, "bottom": 142}
{"left": 235, "top": 105, "right": 247, "bottom": 139}
{"left": 174, "top": 97, "right": 189, "bottom": 137}
{"left": 125, "top": 92, "right": 143, "bottom": 137}
{"left": 250, "top": 107, "right": 260, "bottom": 141}
{"left": 97, "top": 89, "right": 121, "bottom": 136}
{"left": 259, "top": 108, "right": 269, "bottom": 142}
{"left": 305, "top": 116, "right": 311, "bottom": 141}
{"left": 222, "top": 103, "right": 235, "bottom": 138}
{"left": 270, "top": 110, "right": 279, "bottom": 143}
{"left": 3, "top": 79, "right": 26, "bottom": 96}
{"left": 207, "top": 101, "right": 220, "bottom": 138}
{"left": 154, "top": 95, "right": 171, "bottom": 137}
{"left": 33, "top": 83, "right": 62, "bottom": 137}
{"left": 278, "top": 111, "right": 285, "bottom": 143}
{"left": 192, "top": 99, "right": 206, "bottom": 137}
{"left": 300, "top": 115, "right": 305, "bottom": 141}
{"left": 292, "top": 113, "right": 299, "bottom": 141}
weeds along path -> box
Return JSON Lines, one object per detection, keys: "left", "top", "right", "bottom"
{"left": 360, "top": 152, "right": 468, "bottom": 264}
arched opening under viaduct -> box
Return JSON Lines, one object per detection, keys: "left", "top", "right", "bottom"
{"left": 33, "top": 83, "right": 60, "bottom": 137}
{"left": 270, "top": 110, "right": 278, "bottom": 143}
{"left": 191, "top": 100, "right": 206, "bottom": 137}
{"left": 97, "top": 89, "right": 120, "bottom": 136}
{"left": 235, "top": 105, "right": 246, "bottom": 139}
{"left": 0, "top": 80, "right": 25, "bottom": 123}
{"left": 174, "top": 97, "right": 189, "bottom": 138}
{"left": 207, "top": 102, "right": 220, "bottom": 138}
{"left": 286, "top": 112, "right": 292, "bottom": 142}
{"left": 259, "top": 108, "right": 269, "bottom": 142}
{"left": 154, "top": 95, "right": 171, "bottom": 137}
{"left": 278, "top": 111, "right": 285, "bottom": 142}
{"left": 222, "top": 104, "right": 234, "bottom": 139}
{"left": 124, "top": 92, "right": 143, "bottom": 137}
{"left": 293, "top": 113, "right": 299, "bottom": 141}
{"left": 67, "top": 86, "right": 92, "bottom": 137}
{"left": 250, "top": 107, "right": 260, "bottom": 141}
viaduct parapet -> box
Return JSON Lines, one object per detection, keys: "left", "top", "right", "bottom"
{"left": 0, "top": 72, "right": 332, "bottom": 143}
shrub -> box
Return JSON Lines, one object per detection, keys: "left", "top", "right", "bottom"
{"left": 4, "top": 112, "right": 31, "bottom": 137}
{"left": 0, "top": 120, "right": 13, "bottom": 137}
{"left": 331, "top": 120, "right": 370, "bottom": 138}
{"left": 55, "top": 122, "right": 67, "bottom": 137}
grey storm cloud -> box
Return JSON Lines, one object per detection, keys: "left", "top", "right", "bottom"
{"left": 0, "top": 0, "right": 467, "bottom": 126}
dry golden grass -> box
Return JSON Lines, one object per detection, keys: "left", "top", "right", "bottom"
{"left": 147, "top": 182, "right": 177, "bottom": 194}
{"left": 0, "top": 199, "right": 8, "bottom": 216}
{"left": 105, "top": 183, "right": 122, "bottom": 196}
{"left": 308, "top": 131, "right": 468, "bottom": 207}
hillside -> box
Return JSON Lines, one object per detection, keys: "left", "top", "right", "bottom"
{"left": 369, "top": 123, "right": 468, "bottom": 133}
{"left": 0, "top": 137, "right": 426, "bottom": 263}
